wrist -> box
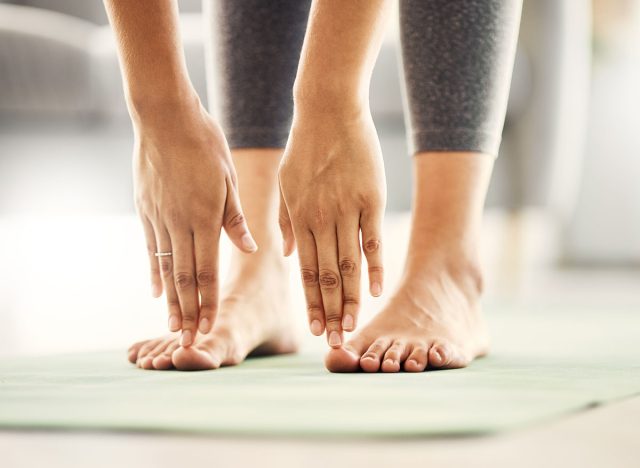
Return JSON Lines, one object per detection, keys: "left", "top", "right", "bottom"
{"left": 293, "top": 76, "right": 369, "bottom": 120}
{"left": 127, "top": 84, "right": 203, "bottom": 128}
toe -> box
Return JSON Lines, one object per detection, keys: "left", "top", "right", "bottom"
{"left": 325, "top": 332, "right": 372, "bottom": 373}
{"left": 152, "top": 341, "right": 179, "bottom": 370}
{"left": 428, "top": 343, "right": 451, "bottom": 368}
{"left": 172, "top": 342, "right": 224, "bottom": 371}
{"left": 325, "top": 347, "right": 360, "bottom": 373}
{"left": 135, "top": 338, "right": 164, "bottom": 367}
{"left": 429, "top": 342, "right": 469, "bottom": 369}
{"left": 360, "top": 338, "right": 392, "bottom": 373}
{"left": 404, "top": 345, "right": 428, "bottom": 372}
{"left": 381, "top": 340, "right": 409, "bottom": 373}
{"left": 141, "top": 339, "right": 174, "bottom": 370}
{"left": 127, "top": 340, "right": 148, "bottom": 364}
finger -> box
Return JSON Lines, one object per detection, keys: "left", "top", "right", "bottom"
{"left": 360, "top": 208, "right": 384, "bottom": 297}
{"left": 223, "top": 178, "right": 257, "bottom": 254}
{"left": 141, "top": 216, "right": 162, "bottom": 297}
{"left": 314, "top": 226, "right": 343, "bottom": 348}
{"left": 293, "top": 227, "right": 325, "bottom": 337}
{"left": 170, "top": 230, "right": 199, "bottom": 347}
{"left": 337, "top": 220, "right": 361, "bottom": 332}
{"left": 193, "top": 230, "right": 220, "bottom": 335}
{"left": 278, "top": 186, "right": 296, "bottom": 256}
{"left": 155, "top": 226, "right": 182, "bottom": 333}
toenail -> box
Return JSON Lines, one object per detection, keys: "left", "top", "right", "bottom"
{"left": 310, "top": 320, "right": 323, "bottom": 336}
{"left": 342, "top": 314, "right": 354, "bottom": 330}
{"left": 328, "top": 331, "right": 342, "bottom": 347}
{"left": 180, "top": 330, "right": 193, "bottom": 347}
{"left": 198, "top": 318, "right": 210, "bottom": 333}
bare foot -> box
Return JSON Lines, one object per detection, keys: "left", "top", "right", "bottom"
{"left": 326, "top": 152, "right": 494, "bottom": 373}
{"left": 128, "top": 149, "right": 298, "bottom": 370}
{"left": 129, "top": 252, "right": 297, "bottom": 370}
{"left": 325, "top": 261, "right": 489, "bottom": 372}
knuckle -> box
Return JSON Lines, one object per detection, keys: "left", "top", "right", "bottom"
{"left": 368, "top": 265, "right": 384, "bottom": 275}
{"left": 325, "top": 311, "right": 342, "bottom": 324}
{"left": 167, "top": 296, "right": 181, "bottom": 308}
{"left": 174, "top": 272, "right": 195, "bottom": 290}
{"left": 300, "top": 268, "right": 319, "bottom": 286}
{"left": 309, "top": 207, "right": 328, "bottom": 229}
{"left": 306, "top": 303, "right": 323, "bottom": 316}
{"left": 343, "top": 296, "right": 359, "bottom": 307}
{"left": 226, "top": 212, "right": 245, "bottom": 229}
{"left": 339, "top": 258, "right": 357, "bottom": 277}
{"left": 364, "top": 238, "right": 381, "bottom": 254}
{"left": 196, "top": 270, "right": 217, "bottom": 287}
{"left": 319, "top": 270, "right": 340, "bottom": 289}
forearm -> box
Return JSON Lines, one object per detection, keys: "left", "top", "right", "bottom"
{"left": 104, "top": 0, "right": 199, "bottom": 121}
{"left": 293, "top": 0, "right": 392, "bottom": 113}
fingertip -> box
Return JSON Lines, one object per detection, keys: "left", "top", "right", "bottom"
{"left": 151, "top": 282, "right": 162, "bottom": 298}
{"left": 180, "top": 329, "right": 194, "bottom": 347}
{"left": 198, "top": 317, "right": 211, "bottom": 334}
{"left": 240, "top": 233, "right": 258, "bottom": 253}
{"left": 370, "top": 281, "right": 382, "bottom": 297}
{"left": 282, "top": 238, "right": 295, "bottom": 257}
{"left": 168, "top": 315, "right": 181, "bottom": 332}
{"left": 342, "top": 314, "right": 355, "bottom": 332}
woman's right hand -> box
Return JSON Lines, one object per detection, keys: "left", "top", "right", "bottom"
{"left": 133, "top": 98, "right": 257, "bottom": 347}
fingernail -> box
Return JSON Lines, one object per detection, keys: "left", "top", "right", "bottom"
{"left": 168, "top": 316, "right": 180, "bottom": 331}
{"left": 342, "top": 314, "right": 354, "bottom": 330}
{"left": 151, "top": 283, "right": 162, "bottom": 297}
{"left": 180, "top": 330, "right": 193, "bottom": 347}
{"left": 198, "top": 318, "right": 210, "bottom": 334}
{"left": 241, "top": 233, "right": 258, "bottom": 252}
{"left": 328, "top": 331, "right": 342, "bottom": 347}
{"left": 371, "top": 282, "right": 382, "bottom": 297}
{"left": 310, "top": 319, "right": 323, "bottom": 336}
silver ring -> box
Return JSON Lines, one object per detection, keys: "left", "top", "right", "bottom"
{"left": 154, "top": 252, "right": 173, "bottom": 257}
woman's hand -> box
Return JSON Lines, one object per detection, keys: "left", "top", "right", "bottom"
{"left": 278, "top": 110, "right": 386, "bottom": 347}
{"left": 134, "top": 101, "right": 257, "bottom": 347}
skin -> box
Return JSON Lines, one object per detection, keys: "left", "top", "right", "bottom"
{"left": 279, "top": 0, "right": 392, "bottom": 348}
{"left": 104, "top": 0, "right": 258, "bottom": 347}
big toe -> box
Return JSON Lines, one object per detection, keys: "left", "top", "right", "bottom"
{"left": 172, "top": 346, "right": 221, "bottom": 371}
{"left": 325, "top": 346, "right": 361, "bottom": 373}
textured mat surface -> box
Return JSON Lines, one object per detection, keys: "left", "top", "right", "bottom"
{"left": 1, "top": 308, "right": 639, "bottom": 437}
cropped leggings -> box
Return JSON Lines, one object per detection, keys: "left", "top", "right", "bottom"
{"left": 205, "top": 0, "right": 522, "bottom": 157}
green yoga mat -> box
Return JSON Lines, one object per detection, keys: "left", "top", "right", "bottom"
{"left": 1, "top": 307, "right": 639, "bottom": 437}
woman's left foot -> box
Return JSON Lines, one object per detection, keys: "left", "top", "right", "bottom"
{"left": 325, "top": 258, "right": 489, "bottom": 373}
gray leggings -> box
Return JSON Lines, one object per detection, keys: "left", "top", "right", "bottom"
{"left": 206, "top": 0, "right": 521, "bottom": 157}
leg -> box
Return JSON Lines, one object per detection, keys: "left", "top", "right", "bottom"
{"left": 129, "top": 0, "right": 311, "bottom": 370}
{"left": 326, "top": 0, "right": 522, "bottom": 372}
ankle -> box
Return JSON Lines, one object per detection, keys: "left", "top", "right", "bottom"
{"left": 404, "top": 248, "right": 484, "bottom": 297}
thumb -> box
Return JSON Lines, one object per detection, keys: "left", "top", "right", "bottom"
{"left": 223, "top": 179, "right": 257, "bottom": 253}
{"left": 278, "top": 186, "right": 296, "bottom": 256}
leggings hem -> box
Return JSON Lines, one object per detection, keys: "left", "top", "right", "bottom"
{"left": 225, "top": 127, "right": 291, "bottom": 150}
{"left": 410, "top": 128, "right": 501, "bottom": 157}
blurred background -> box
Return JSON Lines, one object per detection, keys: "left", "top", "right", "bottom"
{"left": 0, "top": 0, "right": 638, "bottom": 358}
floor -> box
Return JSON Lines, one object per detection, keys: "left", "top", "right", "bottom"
{"left": 1, "top": 214, "right": 639, "bottom": 468}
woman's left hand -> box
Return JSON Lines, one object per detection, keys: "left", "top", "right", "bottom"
{"left": 278, "top": 109, "right": 386, "bottom": 348}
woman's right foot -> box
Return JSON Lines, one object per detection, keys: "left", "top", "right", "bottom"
{"left": 128, "top": 251, "right": 297, "bottom": 371}
{"left": 129, "top": 148, "right": 298, "bottom": 370}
